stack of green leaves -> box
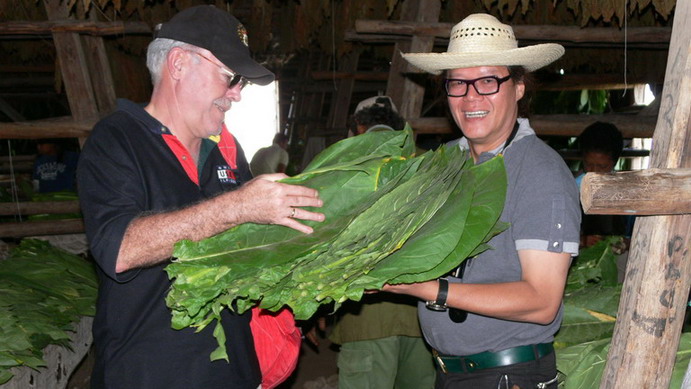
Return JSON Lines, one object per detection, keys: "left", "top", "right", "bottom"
{"left": 555, "top": 237, "right": 690, "bottom": 386}
{"left": 165, "top": 129, "right": 508, "bottom": 361}
{"left": 0, "top": 239, "right": 98, "bottom": 384}
{"left": 556, "top": 331, "right": 691, "bottom": 388}
{"left": 556, "top": 236, "right": 625, "bottom": 349}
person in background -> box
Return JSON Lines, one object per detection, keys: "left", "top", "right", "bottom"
{"left": 576, "top": 121, "right": 629, "bottom": 247}
{"left": 328, "top": 95, "right": 436, "bottom": 389}
{"left": 76, "top": 6, "right": 324, "bottom": 389}
{"left": 346, "top": 95, "right": 406, "bottom": 137}
{"left": 574, "top": 121, "right": 624, "bottom": 189}
{"left": 32, "top": 138, "right": 79, "bottom": 193}
{"left": 576, "top": 121, "right": 632, "bottom": 282}
{"left": 382, "top": 14, "right": 581, "bottom": 388}
{"left": 250, "top": 132, "right": 289, "bottom": 175}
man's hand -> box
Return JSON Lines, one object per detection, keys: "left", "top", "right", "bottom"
{"left": 382, "top": 280, "right": 437, "bottom": 301}
{"left": 230, "top": 173, "right": 325, "bottom": 234}
{"left": 301, "top": 316, "right": 327, "bottom": 348}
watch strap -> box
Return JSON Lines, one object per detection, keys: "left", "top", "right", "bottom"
{"left": 425, "top": 278, "right": 449, "bottom": 311}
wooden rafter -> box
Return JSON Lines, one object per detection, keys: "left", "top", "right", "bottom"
{"left": 410, "top": 113, "right": 657, "bottom": 138}
{"left": 0, "top": 20, "right": 151, "bottom": 37}
{"left": 353, "top": 20, "right": 671, "bottom": 47}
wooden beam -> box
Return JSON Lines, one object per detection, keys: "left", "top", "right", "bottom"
{"left": 310, "top": 71, "right": 389, "bottom": 81}
{"left": 0, "top": 65, "right": 54, "bottom": 72}
{"left": 326, "top": 51, "right": 359, "bottom": 138}
{"left": 307, "top": 71, "right": 662, "bottom": 91}
{"left": 386, "top": 0, "right": 441, "bottom": 120}
{"left": 0, "top": 116, "right": 93, "bottom": 139}
{"left": 601, "top": 0, "right": 691, "bottom": 386}
{"left": 0, "top": 76, "right": 54, "bottom": 88}
{"left": 0, "top": 201, "right": 81, "bottom": 216}
{"left": 0, "top": 219, "right": 84, "bottom": 238}
{"left": 537, "top": 73, "right": 665, "bottom": 91}
{"left": 82, "top": 35, "right": 116, "bottom": 114}
{"left": 581, "top": 169, "right": 691, "bottom": 215}
{"left": 0, "top": 97, "right": 25, "bottom": 122}
{"left": 354, "top": 20, "right": 671, "bottom": 45}
{"left": 0, "top": 20, "right": 151, "bottom": 36}
{"left": 409, "top": 114, "right": 656, "bottom": 138}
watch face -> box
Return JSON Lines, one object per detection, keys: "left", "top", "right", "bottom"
{"left": 425, "top": 300, "right": 448, "bottom": 312}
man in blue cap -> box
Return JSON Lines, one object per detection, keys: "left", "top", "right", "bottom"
{"left": 78, "top": 6, "right": 324, "bottom": 388}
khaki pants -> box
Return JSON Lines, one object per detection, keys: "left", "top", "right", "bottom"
{"left": 337, "top": 335, "right": 436, "bottom": 389}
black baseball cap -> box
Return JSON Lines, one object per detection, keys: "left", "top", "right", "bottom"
{"left": 155, "top": 5, "right": 275, "bottom": 85}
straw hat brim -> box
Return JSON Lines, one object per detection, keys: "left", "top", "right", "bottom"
{"left": 402, "top": 43, "right": 564, "bottom": 75}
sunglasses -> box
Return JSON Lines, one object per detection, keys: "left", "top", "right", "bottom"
{"left": 186, "top": 50, "right": 248, "bottom": 90}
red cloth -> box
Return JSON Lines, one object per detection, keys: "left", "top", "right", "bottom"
{"left": 250, "top": 307, "right": 301, "bottom": 389}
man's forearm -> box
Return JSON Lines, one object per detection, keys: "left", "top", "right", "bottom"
{"left": 113, "top": 175, "right": 325, "bottom": 273}
{"left": 115, "top": 194, "right": 239, "bottom": 273}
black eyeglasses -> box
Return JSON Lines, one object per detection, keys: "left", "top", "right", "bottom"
{"left": 444, "top": 75, "right": 512, "bottom": 97}
{"left": 186, "top": 50, "right": 248, "bottom": 90}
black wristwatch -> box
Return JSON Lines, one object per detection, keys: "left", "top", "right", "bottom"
{"left": 425, "top": 278, "right": 449, "bottom": 311}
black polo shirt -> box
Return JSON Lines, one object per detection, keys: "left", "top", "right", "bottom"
{"left": 77, "top": 99, "right": 259, "bottom": 389}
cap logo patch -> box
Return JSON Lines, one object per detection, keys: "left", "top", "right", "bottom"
{"left": 237, "top": 23, "right": 249, "bottom": 47}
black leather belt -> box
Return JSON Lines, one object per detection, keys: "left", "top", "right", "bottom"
{"left": 433, "top": 343, "right": 554, "bottom": 374}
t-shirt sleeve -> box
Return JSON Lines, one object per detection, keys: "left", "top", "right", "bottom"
{"left": 77, "top": 120, "right": 145, "bottom": 282}
{"left": 512, "top": 154, "right": 581, "bottom": 256}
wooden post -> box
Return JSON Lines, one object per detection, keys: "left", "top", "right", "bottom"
{"left": 326, "top": 51, "right": 360, "bottom": 140}
{"left": 83, "top": 35, "right": 117, "bottom": 114}
{"left": 599, "top": 0, "right": 691, "bottom": 386}
{"left": 43, "top": 0, "right": 118, "bottom": 146}
{"left": 43, "top": 0, "right": 98, "bottom": 122}
{"left": 385, "top": 0, "right": 441, "bottom": 120}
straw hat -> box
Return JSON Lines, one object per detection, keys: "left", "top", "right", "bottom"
{"left": 402, "top": 14, "right": 564, "bottom": 74}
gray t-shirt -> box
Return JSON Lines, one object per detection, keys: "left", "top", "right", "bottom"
{"left": 418, "top": 118, "right": 581, "bottom": 356}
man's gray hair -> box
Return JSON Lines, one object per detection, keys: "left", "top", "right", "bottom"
{"left": 146, "top": 38, "right": 197, "bottom": 86}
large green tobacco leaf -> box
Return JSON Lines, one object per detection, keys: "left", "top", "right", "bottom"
{"left": 166, "top": 129, "right": 508, "bottom": 361}
{"left": 380, "top": 154, "right": 508, "bottom": 284}
{"left": 0, "top": 239, "right": 97, "bottom": 385}
{"left": 556, "top": 333, "right": 691, "bottom": 388}
{"left": 167, "top": 131, "right": 421, "bottom": 328}
{"left": 256, "top": 146, "right": 469, "bottom": 316}
{"left": 555, "top": 285, "right": 621, "bottom": 348}
{"left": 303, "top": 124, "right": 417, "bottom": 171}
{"left": 172, "top": 130, "right": 417, "bottom": 263}
{"left": 566, "top": 236, "right": 621, "bottom": 292}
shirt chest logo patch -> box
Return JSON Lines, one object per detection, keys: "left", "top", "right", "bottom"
{"left": 216, "top": 165, "right": 238, "bottom": 185}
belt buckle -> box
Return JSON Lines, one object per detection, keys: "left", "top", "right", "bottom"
{"left": 432, "top": 350, "right": 448, "bottom": 374}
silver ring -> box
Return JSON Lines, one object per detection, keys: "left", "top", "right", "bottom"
{"left": 290, "top": 208, "right": 296, "bottom": 218}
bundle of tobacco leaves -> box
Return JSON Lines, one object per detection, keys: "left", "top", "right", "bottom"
{"left": 0, "top": 239, "right": 97, "bottom": 384}
{"left": 165, "top": 129, "right": 508, "bottom": 361}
